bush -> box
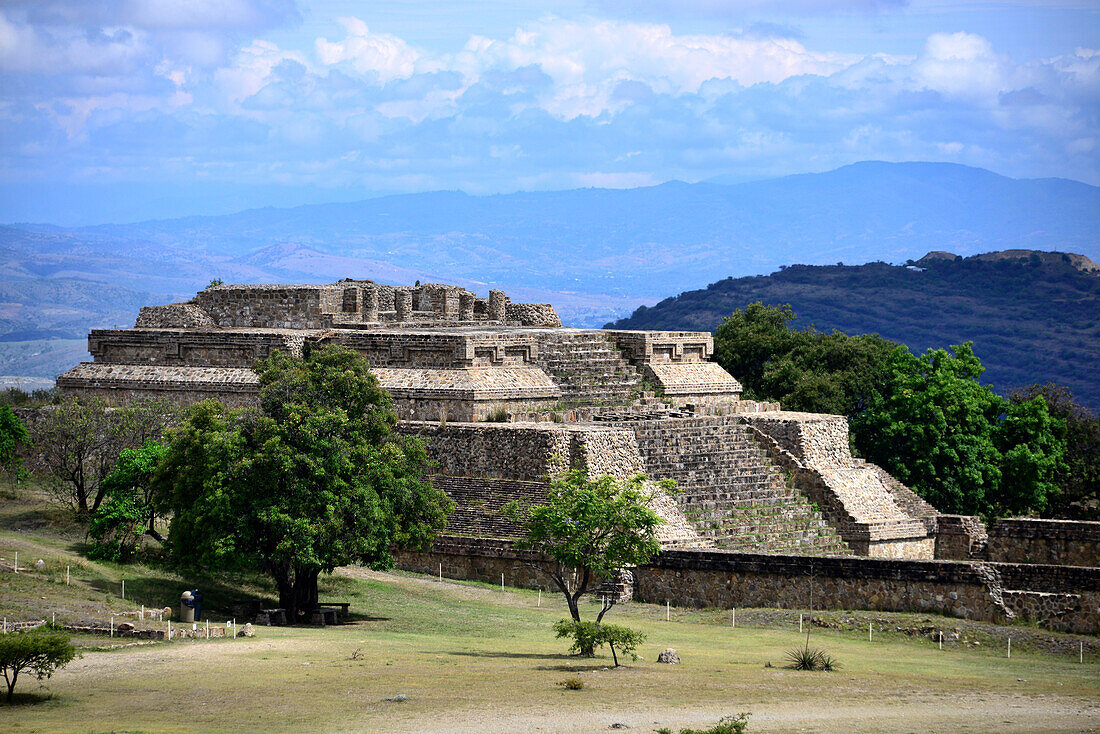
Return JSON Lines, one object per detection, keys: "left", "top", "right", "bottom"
{"left": 557, "top": 676, "right": 584, "bottom": 690}
{"left": 658, "top": 713, "right": 751, "bottom": 734}
{"left": 553, "top": 620, "right": 646, "bottom": 666}
{"left": 0, "top": 630, "right": 78, "bottom": 703}
{"left": 784, "top": 645, "right": 839, "bottom": 671}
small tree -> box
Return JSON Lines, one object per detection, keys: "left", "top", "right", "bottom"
{"left": 88, "top": 440, "right": 168, "bottom": 561}
{"left": 30, "top": 398, "right": 178, "bottom": 515}
{"left": 505, "top": 466, "right": 664, "bottom": 659}
{"left": 0, "top": 630, "right": 78, "bottom": 703}
{"left": 506, "top": 466, "right": 665, "bottom": 624}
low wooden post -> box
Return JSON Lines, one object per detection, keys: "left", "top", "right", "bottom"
{"left": 121, "top": 579, "right": 125, "bottom": 600}
{"left": 110, "top": 616, "right": 114, "bottom": 638}
{"left": 1007, "top": 638, "right": 1011, "bottom": 658}
{"left": 666, "top": 601, "right": 670, "bottom": 622}
{"left": 537, "top": 590, "right": 541, "bottom": 607}
{"left": 501, "top": 573, "right": 505, "bottom": 591}
{"left": 13, "top": 551, "right": 17, "bottom": 573}
{"left": 732, "top": 608, "right": 736, "bottom": 627}
{"left": 799, "top": 613, "right": 803, "bottom": 633}
{"left": 939, "top": 631, "right": 943, "bottom": 650}
{"left": 438, "top": 563, "right": 442, "bottom": 582}
{"left": 66, "top": 565, "right": 70, "bottom": 585}
{"left": 869, "top": 622, "right": 873, "bottom": 642}
{"left": 206, "top": 620, "right": 210, "bottom": 639}
{"left": 167, "top": 619, "right": 171, "bottom": 641}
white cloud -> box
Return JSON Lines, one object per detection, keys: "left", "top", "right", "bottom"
{"left": 316, "top": 17, "right": 420, "bottom": 83}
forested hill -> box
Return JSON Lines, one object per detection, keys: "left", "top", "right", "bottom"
{"left": 607, "top": 251, "right": 1100, "bottom": 411}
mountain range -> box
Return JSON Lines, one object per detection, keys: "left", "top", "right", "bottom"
{"left": 608, "top": 251, "right": 1100, "bottom": 411}
{"left": 2, "top": 161, "right": 1097, "bottom": 386}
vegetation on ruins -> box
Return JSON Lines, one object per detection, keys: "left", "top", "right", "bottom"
{"left": 31, "top": 397, "right": 178, "bottom": 515}
{"left": 0, "top": 405, "right": 29, "bottom": 490}
{"left": 711, "top": 303, "right": 1071, "bottom": 518}
{"left": 609, "top": 254, "right": 1100, "bottom": 412}
{"left": 504, "top": 466, "right": 662, "bottom": 658}
{"left": 154, "top": 345, "right": 454, "bottom": 621}
{"left": 87, "top": 440, "right": 167, "bottom": 561}
{"left": 0, "top": 630, "right": 78, "bottom": 703}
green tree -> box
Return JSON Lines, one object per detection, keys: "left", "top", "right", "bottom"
{"left": 29, "top": 398, "right": 178, "bottom": 514}
{"left": 156, "top": 345, "right": 454, "bottom": 621}
{"left": 713, "top": 302, "right": 898, "bottom": 418}
{"left": 853, "top": 344, "right": 1066, "bottom": 517}
{"left": 1010, "top": 384, "right": 1099, "bottom": 519}
{"left": 88, "top": 440, "right": 168, "bottom": 561}
{"left": 504, "top": 465, "right": 664, "bottom": 639}
{"left": 0, "top": 405, "right": 30, "bottom": 490}
{"left": 0, "top": 630, "right": 78, "bottom": 703}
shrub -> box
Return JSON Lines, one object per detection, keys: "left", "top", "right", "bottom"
{"left": 557, "top": 676, "right": 584, "bottom": 690}
{"left": 553, "top": 620, "right": 646, "bottom": 666}
{"left": 784, "top": 645, "right": 840, "bottom": 672}
{"left": 663, "top": 713, "right": 751, "bottom": 734}
{"left": 483, "top": 407, "right": 510, "bottom": 422}
{"left": 0, "top": 630, "right": 78, "bottom": 703}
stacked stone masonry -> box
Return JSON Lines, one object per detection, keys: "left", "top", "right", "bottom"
{"left": 57, "top": 278, "right": 1095, "bottom": 636}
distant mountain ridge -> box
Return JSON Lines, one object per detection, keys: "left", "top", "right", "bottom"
{"left": 1, "top": 161, "right": 1097, "bottom": 384}
{"left": 607, "top": 250, "right": 1100, "bottom": 411}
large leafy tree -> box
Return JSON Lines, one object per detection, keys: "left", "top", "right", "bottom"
{"left": 714, "top": 302, "right": 899, "bottom": 417}
{"left": 853, "top": 343, "right": 1066, "bottom": 517}
{"left": 714, "top": 303, "right": 1068, "bottom": 518}
{"left": 1010, "top": 384, "right": 1099, "bottom": 520}
{"left": 505, "top": 466, "right": 665, "bottom": 625}
{"left": 156, "top": 345, "right": 453, "bottom": 621}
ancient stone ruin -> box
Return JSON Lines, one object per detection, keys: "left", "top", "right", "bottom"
{"left": 57, "top": 279, "right": 1098, "bottom": 633}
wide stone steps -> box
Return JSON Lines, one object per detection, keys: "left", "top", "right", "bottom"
{"left": 615, "top": 417, "right": 851, "bottom": 556}
{"left": 535, "top": 332, "right": 642, "bottom": 403}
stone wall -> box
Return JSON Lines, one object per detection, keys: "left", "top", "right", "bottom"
{"left": 987, "top": 518, "right": 1100, "bottom": 567}
{"left": 935, "top": 515, "right": 989, "bottom": 560}
{"left": 395, "top": 538, "right": 1100, "bottom": 633}
{"left": 506, "top": 302, "right": 562, "bottom": 327}
{"left": 193, "top": 285, "right": 333, "bottom": 329}
{"left": 135, "top": 303, "right": 213, "bottom": 328}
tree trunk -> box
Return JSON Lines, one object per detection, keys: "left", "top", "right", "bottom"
{"left": 5, "top": 669, "right": 17, "bottom": 703}
{"left": 275, "top": 565, "right": 321, "bottom": 622}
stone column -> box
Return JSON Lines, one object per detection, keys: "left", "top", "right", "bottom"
{"left": 489, "top": 289, "right": 507, "bottom": 322}
{"left": 363, "top": 286, "right": 380, "bottom": 321}
{"left": 396, "top": 290, "right": 413, "bottom": 322}
{"left": 459, "top": 292, "right": 475, "bottom": 321}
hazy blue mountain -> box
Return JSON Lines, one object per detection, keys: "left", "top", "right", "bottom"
{"left": 2, "top": 161, "right": 1097, "bottom": 383}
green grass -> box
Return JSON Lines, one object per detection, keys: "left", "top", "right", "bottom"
{"left": 1, "top": 483, "right": 1098, "bottom": 732}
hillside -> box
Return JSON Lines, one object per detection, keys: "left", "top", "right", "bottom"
{"left": 2, "top": 161, "right": 1097, "bottom": 383}
{"left": 607, "top": 251, "right": 1100, "bottom": 411}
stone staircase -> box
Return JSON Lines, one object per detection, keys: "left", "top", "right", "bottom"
{"left": 535, "top": 331, "right": 642, "bottom": 404}
{"left": 613, "top": 417, "right": 850, "bottom": 555}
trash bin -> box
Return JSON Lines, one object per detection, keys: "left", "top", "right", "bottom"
{"left": 180, "top": 590, "right": 195, "bottom": 623}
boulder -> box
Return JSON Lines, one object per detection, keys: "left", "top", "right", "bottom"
{"left": 241, "top": 623, "right": 255, "bottom": 637}
{"left": 656, "top": 648, "right": 680, "bottom": 664}
{"left": 117, "top": 622, "right": 135, "bottom": 632}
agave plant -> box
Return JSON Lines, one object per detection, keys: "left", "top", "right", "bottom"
{"left": 784, "top": 645, "right": 840, "bottom": 671}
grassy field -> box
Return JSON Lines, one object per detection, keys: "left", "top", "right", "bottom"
{"left": 1, "top": 486, "right": 1098, "bottom": 733}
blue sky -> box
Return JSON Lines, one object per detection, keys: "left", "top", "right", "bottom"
{"left": 1, "top": 0, "right": 1097, "bottom": 224}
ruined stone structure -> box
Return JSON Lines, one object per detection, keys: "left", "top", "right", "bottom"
{"left": 57, "top": 279, "right": 1098, "bottom": 633}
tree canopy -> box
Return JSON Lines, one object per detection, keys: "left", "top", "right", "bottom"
{"left": 0, "top": 630, "right": 77, "bottom": 703}
{"left": 88, "top": 440, "right": 167, "bottom": 561}
{"left": 154, "top": 345, "right": 454, "bottom": 620}
{"left": 713, "top": 303, "right": 1069, "bottom": 518}
{"left": 0, "top": 404, "right": 29, "bottom": 487}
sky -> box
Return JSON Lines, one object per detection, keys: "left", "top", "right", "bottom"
{"left": 1, "top": 0, "right": 1098, "bottom": 224}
